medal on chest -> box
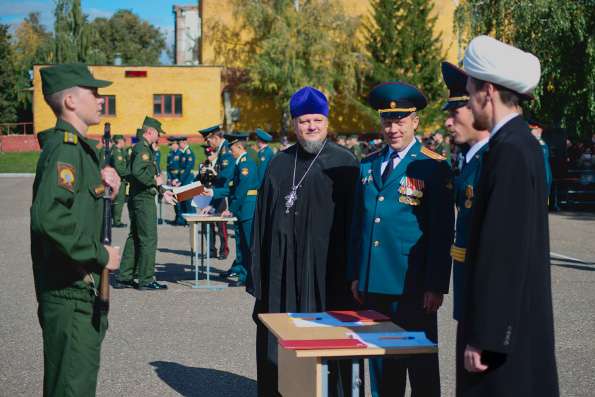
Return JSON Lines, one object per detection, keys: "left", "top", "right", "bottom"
{"left": 398, "top": 176, "right": 424, "bottom": 206}
{"left": 464, "top": 185, "right": 474, "bottom": 208}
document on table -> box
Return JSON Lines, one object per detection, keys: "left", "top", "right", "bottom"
{"left": 191, "top": 194, "right": 212, "bottom": 209}
{"left": 346, "top": 331, "right": 437, "bottom": 349}
{"left": 288, "top": 312, "right": 376, "bottom": 328}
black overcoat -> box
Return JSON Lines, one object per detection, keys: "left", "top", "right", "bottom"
{"left": 459, "top": 116, "right": 559, "bottom": 397}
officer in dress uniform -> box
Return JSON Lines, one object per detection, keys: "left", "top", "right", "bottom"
{"left": 528, "top": 118, "right": 553, "bottom": 193}
{"left": 31, "top": 63, "right": 122, "bottom": 396}
{"left": 348, "top": 82, "right": 454, "bottom": 397}
{"left": 198, "top": 125, "right": 234, "bottom": 259}
{"left": 202, "top": 133, "right": 259, "bottom": 286}
{"left": 177, "top": 136, "right": 196, "bottom": 221}
{"left": 441, "top": 61, "right": 491, "bottom": 393}
{"left": 111, "top": 134, "right": 129, "bottom": 227}
{"left": 166, "top": 136, "right": 184, "bottom": 225}
{"left": 254, "top": 128, "right": 274, "bottom": 186}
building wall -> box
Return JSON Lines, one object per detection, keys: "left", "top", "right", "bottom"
{"left": 174, "top": 5, "right": 201, "bottom": 65}
{"left": 33, "top": 65, "right": 222, "bottom": 137}
{"left": 199, "top": 0, "right": 458, "bottom": 133}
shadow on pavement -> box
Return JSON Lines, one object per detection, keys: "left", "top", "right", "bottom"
{"left": 158, "top": 247, "right": 192, "bottom": 257}
{"left": 552, "top": 262, "right": 595, "bottom": 272}
{"left": 150, "top": 361, "right": 257, "bottom": 397}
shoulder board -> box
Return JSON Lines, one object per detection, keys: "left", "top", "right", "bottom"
{"left": 186, "top": 149, "right": 191, "bottom": 154}
{"left": 63, "top": 132, "right": 78, "bottom": 145}
{"left": 221, "top": 147, "right": 228, "bottom": 154}
{"left": 421, "top": 146, "right": 445, "bottom": 161}
{"left": 364, "top": 148, "right": 382, "bottom": 159}
{"left": 241, "top": 157, "right": 247, "bottom": 162}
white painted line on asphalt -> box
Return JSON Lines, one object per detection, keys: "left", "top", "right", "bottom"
{"left": 0, "top": 173, "right": 35, "bottom": 177}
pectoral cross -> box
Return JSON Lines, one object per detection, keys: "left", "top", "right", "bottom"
{"left": 284, "top": 187, "right": 298, "bottom": 214}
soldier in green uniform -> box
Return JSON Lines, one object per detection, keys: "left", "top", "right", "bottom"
{"left": 31, "top": 63, "right": 122, "bottom": 397}
{"left": 348, "top": 82, "right": 454, "bottom": 397}
{"left": 202, "top": 133, "right": 259, "bottom": 286}
{"left": 440, "top": 62, "right": 490, "bottom": 392}
{"left": 347, "top": 134, "right": 364, "bottom": 160}
{"left": 110, "top": 134, "right": 129, "bottom": 227}
{"left": 115, "top": 117, "right": 176, "bottom": 290}
{"left": 254, "top": 128, "right": 274, "bottom": 187}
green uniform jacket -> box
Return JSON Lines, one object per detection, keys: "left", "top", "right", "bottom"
{"left": 129, "top": 139, "right": 158, "bottom": 198}
{"left": 110, "top": 146, "right": 129, "bottom": 179}
{"left": 30, "top": 119, "right": 109, "bottom": 302}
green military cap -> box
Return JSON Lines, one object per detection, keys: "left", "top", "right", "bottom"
{"left": 142, "top": 116, "right": 166, "bottom": 135}
{"left": 368, "top": 82, "right": 427, "bottom": 119}
{"left": 136, "top": 128, "right": 144, "bottom": 138}
{"left": 224, "top": 132, "right": 249, "bottom": 145}
{"left": 41, "top": 63, "right": 112, "bottom": 96}
{"left": 112, "top": 134, "right": 124, "bottom": 142}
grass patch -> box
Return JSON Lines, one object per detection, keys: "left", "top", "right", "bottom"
{"left": 0, "top": 152, "right": 40, "bottom": 173}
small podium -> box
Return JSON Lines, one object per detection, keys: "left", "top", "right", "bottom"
{"left": 183, "top": 214, "right": 237, "bottom": 290}
{"left": 258, "top": 311, "right": 437, "bottom": 397}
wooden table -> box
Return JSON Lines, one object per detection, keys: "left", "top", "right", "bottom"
{"left": 182, "top": 214, "right": 237, "bottom": 290}
{"left": 259, "top": 312, "right": 437, "bottom": 397}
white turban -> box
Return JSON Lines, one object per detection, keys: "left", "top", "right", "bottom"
{"left": 464, "top": 35, "right": 541, "bottom": 96}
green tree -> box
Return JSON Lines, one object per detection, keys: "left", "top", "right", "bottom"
{"left": 88, "top": 10, "right": 166, "bottom": 65}
{"left": 0, "top": 24, "right": 18, "bottom": 124}
{"left": 209, "top": 0, "right": 368, "bottom": 132}
{"left": 12, "top": 13, "right": 53, "bottom": 120}
{"left": 54, "top": 0, "right": 91, "bottom": 63}
{"left": 364, "top": 0, "right": 446, "bottom": 128}
{"left": 455, "top": 0, "right": 595, "bottom": 138}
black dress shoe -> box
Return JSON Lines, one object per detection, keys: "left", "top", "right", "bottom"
{"left": 228, "top": 280, "right": 245, "bottom": 287}
{"left": 113, "top": 279, "right": 137, "bottom": 289}
{"left": 137, "top": 281, "right": 168, "bottom": 290}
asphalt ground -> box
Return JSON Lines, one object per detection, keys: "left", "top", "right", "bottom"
{"left": 1, "top": 175, "right": 593, "bottom": 396}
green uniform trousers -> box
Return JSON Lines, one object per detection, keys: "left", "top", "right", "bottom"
{"left": 111, "top": 183, "right": 127, "bottom": 225}
{"left": 38, "top": 296, "right": 107, "bottom": 397}
{"left": 120, "top": 194, "right": 157, "bottom": 285}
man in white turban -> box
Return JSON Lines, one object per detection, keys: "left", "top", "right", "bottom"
{"left": 459, "top": 35, "right": 559, "bottom": 397}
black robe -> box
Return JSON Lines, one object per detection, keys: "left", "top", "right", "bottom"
{"left": 248, "top": 141, "right": 359, "bottom": 396}
{"left": 459, "top": 116, "right": 559, "bottom": 396}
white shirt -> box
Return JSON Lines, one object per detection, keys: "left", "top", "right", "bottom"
{"left": 235, "top": 152, "right": 245, "bottom": 166}
{"left": 490, "top": 112, "right": 519, "bottom": 139}
{"left": 465, "top": 136, "right": 489, "bottom": 164}
{"left": 380, "top": 138, "right": 416, "bottom": 174}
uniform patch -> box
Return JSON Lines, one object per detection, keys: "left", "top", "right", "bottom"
{"left": 222, "top": 160, "right": 229, "bottom": 167}
{"left": 63, "top": 132, "right": 78, "bottom": 145}
{"left": 141, "top": 153, "right": 150, "bottom": 161}
{"left": 94, "top": 184, "right": 105, "bottom": 197}
{"left": 241, "top": 168, "right": 249, "bottom": 176}
{"left": 117, "top": 156, "right": 123, "bottom": 161}
{"left": 229, "top": 181, "right": 234, "bottom": 187}
{"left": 241, "top": 157, "right": 247, "bottom": 163}
{"left": 57, "top": 162, "right": 76, "bottom": 192}
{"left": 261, "top": 157, "right": 266, "bottom": 161}
{"left": 421, "top": 146, "right": 446, "bottom": 161}
{"left": 465, "top": 185, "right": 474, "bottom": 208}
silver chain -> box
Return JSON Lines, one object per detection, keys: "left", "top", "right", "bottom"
{"left": 284, "top": 139, "right": 327, "bottom": 213}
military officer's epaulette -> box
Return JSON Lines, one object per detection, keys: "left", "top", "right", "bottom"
{"left": 363, "top": 148, "right": 383, "bottom": 160}
{"left": 63, "top": 131, "right": 78, "bottom": 145}
{"left": 240, "top": 156, "right": 247, "bottom": 162}
{"left": 420, "top": 146, "right": 446, "bottom": 161}
{"left": 221, "top": 146, "right": 229, "bottom": 154}
{"left": 186, "top": 149, "right": 191, "bottom": 154}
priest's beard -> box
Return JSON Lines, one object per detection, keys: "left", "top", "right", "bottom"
{"left": 298, "top": 138, "right": 326, "bottom": 154}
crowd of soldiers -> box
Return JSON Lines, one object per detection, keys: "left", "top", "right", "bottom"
{"left": 31, "top": 33, "right": 560, "bottom": 397}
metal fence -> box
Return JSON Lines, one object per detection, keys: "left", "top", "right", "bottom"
{"left": 0, "top": 122, "right": 33, "bottom": 135}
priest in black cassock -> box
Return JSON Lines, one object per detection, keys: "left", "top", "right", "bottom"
{"left": 248, "top": 86, "right": 360, "bottom": 396}
{"left": 460, "top": 36, "right": 559, "bottom": 396}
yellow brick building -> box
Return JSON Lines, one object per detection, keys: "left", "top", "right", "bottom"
{"left": 199, "top": 0, "right": 459, "bottom": 133}
{"left": 33, "top": 65, "right": 222, "bottom": 136}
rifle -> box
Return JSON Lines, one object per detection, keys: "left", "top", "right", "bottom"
{"left": 99, "top": 122, "right": 112, "bottom": 313}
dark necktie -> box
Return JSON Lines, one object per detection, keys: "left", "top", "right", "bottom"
{"left": 382, "top": 151, "right": 399, "bottom": 183}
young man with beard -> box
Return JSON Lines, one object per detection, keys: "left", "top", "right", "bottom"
{"left": 460, "top": 35, "right": 558, "bottom": 396}
{"left": 348, "top": 82, "right": 454, "bottom": 397}
{"left": 249, "top": 86, "right": 360, "bottom": 396}
{"left": 441, "top": 61, "right": 490, "bottom": 394}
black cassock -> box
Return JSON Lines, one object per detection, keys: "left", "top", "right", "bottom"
{"left": 459, "top": 116, "right": 559, "bottom": 397}
{"left": 248, "top": 141, "right": 359, "bottom": 397}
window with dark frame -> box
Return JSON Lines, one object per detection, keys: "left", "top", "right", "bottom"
{"left": 153, "top": 94, "right": 182, "bottom": 116}
{"left": 100, "top": 95, "right": 116, "bottom": 116}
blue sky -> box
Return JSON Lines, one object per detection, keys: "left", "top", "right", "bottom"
{"left": 0, "top": 0, "right": 197, "bottom": 63}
